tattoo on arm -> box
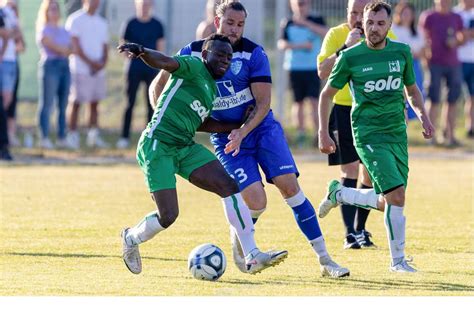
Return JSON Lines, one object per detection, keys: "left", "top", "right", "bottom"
{"left": 243, "top": 105, "right": 258, "bottom": 124}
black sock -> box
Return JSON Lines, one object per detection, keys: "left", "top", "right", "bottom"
{"left": 355, "top": 184, "right": 372, "bottom": 232}
{"left": 340, "top": 178, "right": 357, "bottom": 236}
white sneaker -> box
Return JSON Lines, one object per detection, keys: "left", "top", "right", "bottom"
{"left": 318, "top": 180, "right": 342, "bottom": 218}
{"left": 229, "top": 228, "right": 246, "bottom": 273}
{"left": 244, "top": 249, "right": 288, "bottom": 274}
{"left": 56, "top": 138, "right": 68, "bottom": 149}
{"left": 86, "top": 129, "right": 109, "bottom": 148}
{"left": 39, "top": 138, "right": 54, "bottom": 149}
{"left": 319, "top": 256, "right": 350, "bottom": 278}
{"left": 116, "top": 138, "right": 130, "bottom": 149}
{"left": 121, "top": 228, "right": 142, "bottom": 274}
{"left": 390, "top": 259, "right": 417, "bottom": 273}
{"left": 66, "top": 132, "right": 80, "bottom": 150}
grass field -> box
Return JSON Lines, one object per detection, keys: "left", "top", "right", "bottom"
{"left": 1, "top": 158, "right": 473, "bottom": 296}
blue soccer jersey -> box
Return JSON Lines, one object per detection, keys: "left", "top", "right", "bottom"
{"left": 179, "top": 37, "right": 298, "bottom": 190}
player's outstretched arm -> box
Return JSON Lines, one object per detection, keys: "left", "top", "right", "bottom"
{"left": 405, "top": 83, "right": 435, "bottom": 139}
{"left": 318, "top": 84, "right": 338, "bottom": 154}
{"left": 117, "top": 43, "right": 179, "bottom": 73}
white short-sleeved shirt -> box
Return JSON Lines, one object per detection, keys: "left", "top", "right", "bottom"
{"left": 0, "top": 5, "right": 18, "bottom": 62}
{"left": 453, "top": 5, "right": 474, "bottom": 63}
{"left": 65, "top": 9, "right": 109, "bottom": 74}
{"left": 391, "top": 24, "right": 425, "bottom": 57}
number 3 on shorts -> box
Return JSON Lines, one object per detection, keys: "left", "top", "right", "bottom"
{"left": 230, "top": 168, "right": 248, "bottom": 184}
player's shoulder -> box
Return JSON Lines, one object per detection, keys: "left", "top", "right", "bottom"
{"left": 181, "top": 39, "right": 205, "bottom": 57}
{"left": 387, "top": 38, "right": 411, "bottom": 53}
{"left": 233, "top": 37, "right": 266, "bottom": 61}
{"left": 175, "top": 54, "right": 204, "bottom": 69}
{"left": 330, "top": 23, "right": 350, "bottom": 34}
{"left": 235, "top": 37, "right": 262, "bottom": 53}
{"left": 340, "top": 41, "right": 364, "bottom": 57}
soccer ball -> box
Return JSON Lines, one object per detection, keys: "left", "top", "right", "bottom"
{"left": 188, "top": 243, "right": 226, "bottom": 281}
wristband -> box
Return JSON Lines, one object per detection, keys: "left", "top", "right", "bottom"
{"left": 336, "top": 44, "right": 348, "bottom": 57}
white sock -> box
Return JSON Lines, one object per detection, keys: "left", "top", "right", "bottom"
{"left": 284, "top": 189, "right": 306, "bottom": 207}
{"left": 309, "top": 236, "right": 329, "bottom": 262}
{"left": 222, "top": 193, "right": 257, "bottom": 257}
{"left": 127, "top": 211, "right": 165, "bottom": 245}
{"left": 384, "top": 204, "right": 406, "bottom": 265}
{"left": 340, "top": 187, "right": 379, "bottom": 210}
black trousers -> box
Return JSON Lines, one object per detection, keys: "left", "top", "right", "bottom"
{"left": 120, "top": 69, "right": 157, "bottom": 139}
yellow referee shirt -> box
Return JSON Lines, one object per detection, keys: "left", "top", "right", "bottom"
{"left": 317, "top": 23, "right": 397, "bottom": 106}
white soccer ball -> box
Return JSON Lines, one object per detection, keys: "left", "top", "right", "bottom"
{"left": 188, "top": 243, "right": 226, "bottom": 281}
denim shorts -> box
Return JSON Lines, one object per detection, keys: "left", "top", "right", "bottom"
{"left": 0, "top": 61, "right": 18, "bottom": 93}
{"left": 428, "top": 64, "right": 462, "bottom": 104}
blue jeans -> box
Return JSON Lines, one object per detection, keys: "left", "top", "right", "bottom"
{"left": 37, "top": 59, "right": 70, "bottom": 139}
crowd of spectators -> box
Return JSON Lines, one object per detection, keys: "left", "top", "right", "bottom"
{"left": 0, "top": 0, "right": 473, "bottom": 161}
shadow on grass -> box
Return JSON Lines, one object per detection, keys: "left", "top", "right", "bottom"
{"left": 4, "top": 252, "right": 186, "bottom": 262}
{"left": 274, "top": 274, "right": 474, "bottom": 294}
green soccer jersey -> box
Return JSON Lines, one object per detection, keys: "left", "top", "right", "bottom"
{"left": 328, "top": 38, "right": 416, "bottom": 145}
{"left": 144, "top": 55, "right": 217, "bottom": 146}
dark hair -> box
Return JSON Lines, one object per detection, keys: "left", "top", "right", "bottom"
{"left": 203, "top": 33, "right": 232, "bottom": 50}
{"left": 216, "top": 0, "right": 248, "bottom": 18}
{"left": 364, "top": 1, "right": 392, "bottom": 17}
{"left": 393, "top": 2, "right": 417, "bottom": 36}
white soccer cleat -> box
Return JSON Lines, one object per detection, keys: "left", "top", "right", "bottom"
{"left": 121, "top": 228, "right": 142, "bottom": 274}
{"left": 229, "top": 228, "right": 247, "bottom": 273}
{"left": 318, "top": 180, "right": 342, "bottom": 218}
{"left": 390, "top": 259, "right": 417, "bottom": 273}
{"left": 320, "top": 256, "right": 350, "bottom": 278}
{"left": 244, "top": 249, "right": 288, "bottom": 274}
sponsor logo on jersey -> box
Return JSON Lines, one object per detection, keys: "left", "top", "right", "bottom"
{"left": 363, "top": 75, "right": 402, "bottom": 93}
{"left": 362, "top": 66, "right": 373, "bottom": 72}
{"left": 189, "top": 100, "right": 210, "bottom": 122}
{"left": 231, "top": 61, "right": 242, "bottom": 75}
{"left": 389, "top": 60, "right": 401, "bottom": 73}
{"left": 213, "top": 81, "right": 254, "bottom": 110}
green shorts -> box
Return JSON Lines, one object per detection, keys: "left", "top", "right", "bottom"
{"left": 355, "top": 142, "right": 409, "bottom": 194}
{"left": 136, "top": 134, "right": 217, "bottom": 192}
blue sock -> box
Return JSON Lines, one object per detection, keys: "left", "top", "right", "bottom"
{"left": 286, "top": 190, "right": 322, "bottom": 240}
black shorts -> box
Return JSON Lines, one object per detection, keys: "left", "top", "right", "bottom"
{"left": 328, "top": 104, "right": 360, "bottom": 166}
{"left": 289, "top": 70, "right": 320, "bottom": 102}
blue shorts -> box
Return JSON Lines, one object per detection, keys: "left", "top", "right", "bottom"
{"left": 212, "top": 117, "right": 299, "bottom": 190}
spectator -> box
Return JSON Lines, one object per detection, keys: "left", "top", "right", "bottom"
{"left": 454, "top": 0, "right": 474, "bottom": 138}
{"left": 65, "top": 0, "right": 109, "bottom": 149}
{"left": 196, "top": 0, "right": 217, "bottom": 39}
{"left": 5, "top": 0, "right": 24, "bottom": 147}
{"left": 36, "top": 0, "right": 72, "bottom": 149}
{"left": 0, "top": 7, "right": 11, "bottom": 160}
{"left": 419, "top": 0, "right": 464, "bottom": 147}
{"left": 278, "top": 0, "right": 328, "bottom": 148}
{"left": 116, "top": 0, "right": 165, "bottom": 149}
{"left": 0, "top": 0, "right": 22, "bottom": 147}
{"left": 393, "top": 2, "right": 426, "bottom": 120}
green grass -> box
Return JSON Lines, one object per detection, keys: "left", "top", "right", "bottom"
{"left": 1, "top": 159, "right": 473, "bottom": 295}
